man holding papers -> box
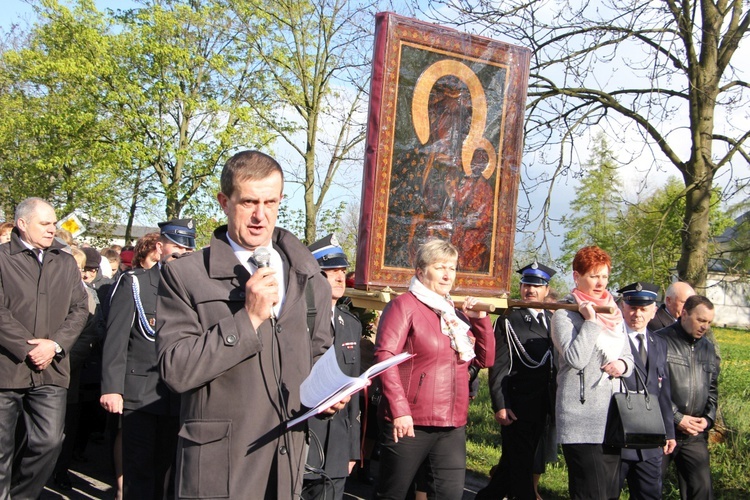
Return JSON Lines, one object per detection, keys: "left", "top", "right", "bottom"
{"left": 302, "top": 235, "right": 362, "bottom": 500}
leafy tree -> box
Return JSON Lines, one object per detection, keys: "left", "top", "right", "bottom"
{"left": 230, "top": 0, "right": 372, "bottom": 243}
{"left": 423, "top": 0, "right": 750, "bottom": 289}
{"left": 103, "top": 0, "right": 274, "bottom": 221}
{"left": 611, "top": 178, "right": 689, "bottom": 290}
{"left": 559, "top": 133, "right": 623, "bottom": 265}
{"left": 0, "top": 0, "right": 121, "bottom": 224}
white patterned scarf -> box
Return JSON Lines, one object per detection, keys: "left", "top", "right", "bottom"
{"left": 409, "top": 276, "right": 476, "bottom": 362}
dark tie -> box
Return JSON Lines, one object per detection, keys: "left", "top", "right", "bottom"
{"left": 636, "top": 333, "right": 647, "bottom": 367}
{"left": 537, "top": 312, "right": 547, "bottom": 330}
{"left": 32, "top": 248, "right": 43, "bottom": 265}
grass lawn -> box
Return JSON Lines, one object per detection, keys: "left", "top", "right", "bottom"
{"left": 465, "top": 327, "right": 750, "bottom": 499}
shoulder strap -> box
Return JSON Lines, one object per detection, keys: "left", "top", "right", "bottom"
{"left": 305, "top": 278, "right": 317, "bottom": 339}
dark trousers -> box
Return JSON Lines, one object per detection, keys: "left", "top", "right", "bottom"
{"left": 562, "top": 443, "right": 621, "bottom": 500}
{"left": 0, "top": 386, "right": 67, "bottom": 499}
{"left": 376, "top": 423, "right": 466, "bottom": 500}
{"left": 53, "top": 398, "right": 81, "bottom": 478}
{"left": 475, "top": 418, "right": 544, "bottom": 500}
{"left": 621, "top": 452, "right": 663, "bottom": 500}
{"left": 122, "top": 409, "right": 179, "bottom": 500}
{"left": 301, "top": 475, "right": 346, "bottom": 500}
{"left": 661, "top": 433, "right": 713, "bottom": 500}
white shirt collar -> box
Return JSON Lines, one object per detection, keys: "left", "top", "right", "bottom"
{"left": 626, "top": 325, "right": 648, "bottom": 344}
{"left": 19, "top": 238, "right": 43, "bottom": 263}
{"left": 226, "top": 234, "right": 286, "bottom": 315}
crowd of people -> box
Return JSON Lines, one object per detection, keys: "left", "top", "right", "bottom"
{"left": 0, "top": 151, "right": 722, "bottom": 500}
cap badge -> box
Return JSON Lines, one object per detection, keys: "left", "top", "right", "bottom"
{"left": 531, "top": 261, "right": 539, "bottom": 270}
{"left": 187, "top": 220, "right": 194, "bottom": 229}
{"left": 636, "top": 283, "right": 642, "bottom": 292}
{"left": 331, "top": 234, "right": 340, "bottom": 247}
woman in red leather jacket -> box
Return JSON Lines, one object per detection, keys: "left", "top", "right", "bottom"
{"left": 374, "top": 239, "right": 494, "bottom": 499}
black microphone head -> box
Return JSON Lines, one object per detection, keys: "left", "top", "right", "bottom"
{"left": 252, "top": 247, "right": 271, "bottom": 268}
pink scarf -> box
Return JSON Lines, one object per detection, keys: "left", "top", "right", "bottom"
{"left": 571, "top": 288, "right": 623, "bottom": 330}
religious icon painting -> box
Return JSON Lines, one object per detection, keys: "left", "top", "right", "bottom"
{"left": 355, "top": 13, "right": 530, "bottom": 296}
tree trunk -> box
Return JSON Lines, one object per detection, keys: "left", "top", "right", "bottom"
{"left": 677, "top": 172, "right": 713, "bottom": 291}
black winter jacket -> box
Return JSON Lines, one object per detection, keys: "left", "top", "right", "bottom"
{"left": 656, "top": 321, "right": 720, "bottom": 432}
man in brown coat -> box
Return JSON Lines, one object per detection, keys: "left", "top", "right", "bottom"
{"left": 0, "top": 197, "right": 89, "bottom": 499}
{"left": 156, "top": 151, "right": 337, "bottom": 499}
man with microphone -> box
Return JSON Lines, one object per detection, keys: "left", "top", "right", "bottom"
{"left": 156, "top": 151, "right": 340, "bottom": 500}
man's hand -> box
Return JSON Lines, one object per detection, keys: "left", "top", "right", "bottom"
{"left": 26, "top": 338, "right": 57, "bottom": 370}
{"left": 348, "top": 461, "right": 357, "bottom": 474}
{"left": 663, "top": 439, "right": 677, "bottom": 455}
{"left": 100, "top": 393, "right": 124, "bottom": 414}
{"left": 392, "top": 415, "right": 415, "bottom": 443}
{"left": 494, "top": 408, "right": 517, "bottom": 426}
{"left": 321, "top": 395, "right": 351, "bottom": 416}
{"left": 245, "top": 267, "right": 279, "bottom": 329}
{"left": 677, "top": 415, "right": 708, "bottom": 436}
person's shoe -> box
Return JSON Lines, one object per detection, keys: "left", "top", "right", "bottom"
{"left": 54, "top": 471, "right": 72, "bottom": 491}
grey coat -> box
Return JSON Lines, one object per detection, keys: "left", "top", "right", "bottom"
{"left": 551, "top": 298, "right": 633, "bottom": 445}
{"left": 156, "top": 226, "right": 333, "bottom": 500}
{"left": 0, "top": 230, "right": 89, "bottom": 389}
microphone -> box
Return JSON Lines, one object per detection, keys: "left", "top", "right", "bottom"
{"left": 251, "top": 247, "right": 271, "bottom": 269}
{"left": 251, "top": 247, "right": 275, "bottom": 320}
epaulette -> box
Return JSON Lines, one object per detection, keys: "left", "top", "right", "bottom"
{"left": 336, "top": 304, "right": 360, "bottom": 322}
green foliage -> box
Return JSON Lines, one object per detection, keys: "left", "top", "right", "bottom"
{"left": 0, "top": 0, "right": 121, "bottom": 222}
{"left": 560, "top": 134, "right": 733, "bottom": 292}
{"left": 611, "top": 178, "right": 733, "bottom": 291}
{"left": 230, "top": 0, "right": 370, "bottom": 243}
{"left": 560, "top": 132, "right": 623, "bottom": 265}
{"left": 106, "top": 0, "right": 274, "bottom": 219}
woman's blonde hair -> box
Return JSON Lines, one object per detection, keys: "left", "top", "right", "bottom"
{"left": 415, "top": 239, "right": 458, "bottom": 271}
{"left": 70, "top": 247, "right": 86, "bottom": 271}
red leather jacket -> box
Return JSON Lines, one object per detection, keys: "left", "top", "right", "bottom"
{"left": 375, "top": 292, "right": 494, "bottom": 427}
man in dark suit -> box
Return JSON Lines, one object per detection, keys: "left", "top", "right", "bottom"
{"left": 156, "top": 151, "right": 340, "bottom": 499}
{"left": 0, "top": 197, "right": 89, "bottom": 499}
{"left": 648, "top": 282, "right": 695, "bottom": 331}
{"left": 476, "top": 262, "right": 556, "bottom": 500}
{"left": 617, "top": 282, "right": 676, "bottom": 500}
{"left": 302, "top": 235, "right": 361, "bottom": 500}
{"left": 100, "top": 219, "right": 195, "bottom": 499}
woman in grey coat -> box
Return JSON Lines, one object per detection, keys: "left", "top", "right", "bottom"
{"left": 551, "top": 246, "right": 633, "bottom": 500}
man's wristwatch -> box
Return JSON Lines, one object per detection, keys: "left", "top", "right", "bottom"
{"left": 53, "top": 341, "right": 62, "bottom": 355}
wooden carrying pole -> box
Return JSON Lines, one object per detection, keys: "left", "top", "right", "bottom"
{"left": 454, "top": 299, "right": 616, "bottom": 315}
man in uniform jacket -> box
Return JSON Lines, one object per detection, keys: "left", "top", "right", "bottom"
{"left": 0, "top": 197, "right": 89, "bottom": 499}
{"left": 647, "top": 282, "right": 695, "bottom": 332}
{"left": 100, "top": 219, "right": 195, "bottom": 499}
{"left": 657, "top": 295, "right": 719, "bottom": 500}
{"left": 616, "top": 282, "right": 676, "bottom": 500}
{"left": 302, "top": 235, "right": 362, "bottom": 500}
{"left": 476, "top": 262, "right": 556, "bottom": 500}
{"left": 156, "top": 151, "right": 337, "bottom": 500}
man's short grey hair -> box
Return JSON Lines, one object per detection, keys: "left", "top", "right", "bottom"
{"left": 15, "top": 197, "right": 51, "bottom": 223}
{"left": 415, "top": 239, "right": 458, "bottom": 272}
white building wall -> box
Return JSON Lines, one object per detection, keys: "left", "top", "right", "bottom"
{"left": 705, "top": 273, "right": 750, "bottom": 328}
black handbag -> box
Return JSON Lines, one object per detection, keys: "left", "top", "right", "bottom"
{"left": 604, "top": 369, "right": 667, "bottom": 449}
